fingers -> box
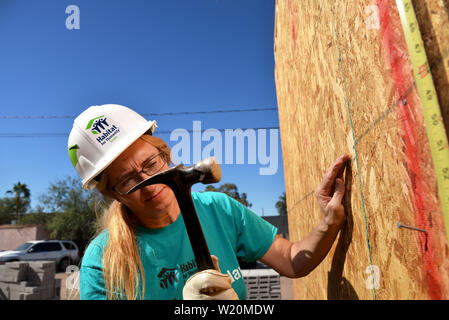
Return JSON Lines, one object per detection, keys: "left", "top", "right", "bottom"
{"left": 183, "top": 269, "right": 239, "bottom": 300}
{"left": 211, "top": 255, "right": 220, "bottom": 272}
{"left": 183, "top": 258, "right": 240, "bottom": 300}
{"left": 336, "top": 159, "right": 346, "bottom": 180}
{"left": 326, "top": 154, "right": 349, "bottom": 181}
{"left": 316, "top": 154, "right": 350, "bottom": 196}
{"left": 329, "top": 177, "right": 345, "bottom": 206}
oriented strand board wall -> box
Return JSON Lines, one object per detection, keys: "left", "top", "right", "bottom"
{"left": 274, "top": 0, "right": 449, "bottom": 299}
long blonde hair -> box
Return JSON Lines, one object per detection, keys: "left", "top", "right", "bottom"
{"left": 95, "top": 134, "right": 172, "bottom": 300}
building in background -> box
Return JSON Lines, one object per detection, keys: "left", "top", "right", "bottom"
{"left": 262, "top": 215, "right": 289, "bottom": 240}
{"left": 0, "top": 225, "right": 50, "bottom": 251}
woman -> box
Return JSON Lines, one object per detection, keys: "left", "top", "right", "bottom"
{"left": 69, "top": 104, "right": 349, "bottom": 300}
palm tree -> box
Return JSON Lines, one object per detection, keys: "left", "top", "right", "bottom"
{"left": 6, "top": 182, "right": 31, "bottom": 223}
{"left": 275, "top": 192, "right": 287, "bottom": 215}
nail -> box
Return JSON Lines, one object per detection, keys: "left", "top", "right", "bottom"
{"left": 397, "top": 222, "right": 427, "bottom": 233}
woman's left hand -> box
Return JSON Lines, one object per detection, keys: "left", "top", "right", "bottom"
{"left": 314, "top": 154, "right": 350, "bottom": 228}
{"left": 183, "top": 256, "right": 239, "bottom": 300}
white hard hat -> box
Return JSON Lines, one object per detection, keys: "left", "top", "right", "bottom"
{"left": 67, "top": 104, "right": 157, "bottom": 190}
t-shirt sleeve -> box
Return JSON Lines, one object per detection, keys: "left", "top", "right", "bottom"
{"left": 79, "top": 243, "right": 108, "bottom": 300}
{"left": 218, "top": 193, "right": 278, "bottom": 262}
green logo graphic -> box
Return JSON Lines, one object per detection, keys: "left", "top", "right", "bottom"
{"left": 68, "top": 144, "right": 80, "bottom": 167}
{"left": 86, "top": 115, "right": 109, "bottom": 134}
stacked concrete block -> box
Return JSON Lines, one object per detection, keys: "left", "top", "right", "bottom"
{"left": 0, "top": 261, "right": 28, "bottom": 283}
{"left": 242, "top": 269, "right": 281, "bottom": 300}
{"left": 54, "top": 277, "right": 61, "bottom": 299}
{"left": 0, "top": 287, "right": 7, "bottom": 299}
{"left": 0, "top": 261, "right": 58, "bottom": 300}
{"left": 27, "top": 261, "right": 56, "bottom": 300}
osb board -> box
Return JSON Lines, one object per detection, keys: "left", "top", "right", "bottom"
{"left": 274, "top": 0, "right": 449, "bottom": 300}
{"left": 413, "top": 0, "right": 449, "bottom": 136}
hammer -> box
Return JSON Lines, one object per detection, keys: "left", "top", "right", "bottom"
{"left": 126, "top": 157, "right": 221, "bottom": 271}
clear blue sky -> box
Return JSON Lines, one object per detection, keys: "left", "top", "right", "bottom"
{"left": 0, "top": 0, "right": 284, "bottom": 216}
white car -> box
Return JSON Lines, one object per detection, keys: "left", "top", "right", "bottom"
{"left": 0, "top": 240, "right": 79, "bottom": 271}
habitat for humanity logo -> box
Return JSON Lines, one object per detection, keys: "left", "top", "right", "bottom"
{"left": 86, "top": 115, "right": 120, "bottom": 146}
{"left": 157, "top": 267, "right": 179, "bottom": 289}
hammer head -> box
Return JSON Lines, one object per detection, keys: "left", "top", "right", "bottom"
{"left": 126, "top": 156, "right": 222, "bottom": 194}
{"left": 194, "top": 156, "right": 221, "bottom": 184}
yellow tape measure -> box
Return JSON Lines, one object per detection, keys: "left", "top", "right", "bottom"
{"left": 396, "top": 0, "right": 449, "bottom": 242}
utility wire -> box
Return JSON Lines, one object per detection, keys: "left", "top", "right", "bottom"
{"left": 0, "top": 107, "right": 278, "bottom": 119}
{"left": 0, "top": 126, "right": 281, "bottom": 138}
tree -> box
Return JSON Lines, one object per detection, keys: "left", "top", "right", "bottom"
{"left": 275, "top": 192, "right": 287, "bottom": 215}
{"left": 0, "top": 197, "right": 16, "bottom": 224}
{"left": 5, "top": 182, "right": 31, "bottom": 223}
{"left": 19, "top": 205, "right": 56, "bottom": 225}
{"left": 203, "top": 183, "right": 252, "bottom": 208}
{"left": 38, "top": 176, "right": 106, "bottom": 255}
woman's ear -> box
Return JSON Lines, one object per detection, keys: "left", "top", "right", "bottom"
{"left": 95, "top": 169, "right": 118, "bottom": 200}
{"left": 100, "top": 188, "right": 118, "bottom": 202}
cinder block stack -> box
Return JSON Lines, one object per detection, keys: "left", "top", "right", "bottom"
{"left": 0, "top": 261, "right": 59, "bottom": 300}
{"left": 241, "top": 269, "right": 281, "bottom": 300}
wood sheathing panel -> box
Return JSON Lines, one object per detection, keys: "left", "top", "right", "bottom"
{"left": 274, "top": 0, "right": 449, "bottom": 300}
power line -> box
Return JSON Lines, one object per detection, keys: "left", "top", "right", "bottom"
{"left": 0, "top": 126, "right": 281, "bottom": 138}
{"left": 0, "top": 107, "right": 278, "bottom": 119}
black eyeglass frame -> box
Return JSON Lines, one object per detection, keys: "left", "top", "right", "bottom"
{"left": 111, "top": 152, "right": 169, "bottom": 195}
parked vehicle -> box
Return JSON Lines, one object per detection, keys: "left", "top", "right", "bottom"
{"left": 0, "top": 240, "right": 79, "bottom": 271}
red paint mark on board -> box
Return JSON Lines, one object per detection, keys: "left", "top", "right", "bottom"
{"left": 288, "top": 0, "right": 297, "bottom": 46}
{"left": 377, "top": 0, "right": 442, "bottom": 300}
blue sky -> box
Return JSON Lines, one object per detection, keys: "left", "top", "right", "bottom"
{"left": 0, "top": 0, "right": 284, "bottom": 216}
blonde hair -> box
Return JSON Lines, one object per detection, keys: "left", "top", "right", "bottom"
{"left": 95, "top": 134, "right": 172, "bottom": 300}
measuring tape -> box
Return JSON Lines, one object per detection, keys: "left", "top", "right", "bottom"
{"left": 396, "top": 0, "right": 449, "bottom": 242}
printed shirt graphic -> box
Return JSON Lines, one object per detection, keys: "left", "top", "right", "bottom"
{"left": 79, "top": 191, "right": 277, "bottom": 300}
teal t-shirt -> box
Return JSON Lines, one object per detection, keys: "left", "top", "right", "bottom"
{"left": 79, "top": 191, "right": 278, "bottom": 300}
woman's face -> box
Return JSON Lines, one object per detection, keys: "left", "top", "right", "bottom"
{"left": 104, "top": 138, "right": 175, "bottom": 218}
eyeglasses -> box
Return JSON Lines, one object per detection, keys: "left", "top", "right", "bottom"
{"left": 112, "top": 152, "right": 167, "bottom": 195}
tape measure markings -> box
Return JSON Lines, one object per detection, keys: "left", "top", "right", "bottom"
{"left": 396, "top": 0, "right": 449, "bottom": 242}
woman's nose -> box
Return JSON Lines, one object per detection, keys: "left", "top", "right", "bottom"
{"left": 138, "top": 176, "right": 159, "bottom": 192}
